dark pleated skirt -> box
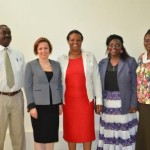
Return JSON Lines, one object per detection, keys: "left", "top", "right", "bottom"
{"left": 31, "top": 105, "right": 59, "bottom": 143}
{"left": 136, "top": 103, "right": 150, "bottom": 150}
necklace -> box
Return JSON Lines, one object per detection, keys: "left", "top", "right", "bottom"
{"left": 39, "top": 60, "right": 50, "bottom": 68}
{"left": 112, "top": 66, "right": 115, "bottom": 71}
{"left": 41, "top": 63, "right": 50, "bottom": 68}
{"left": 110, "top": 57, "right": 119, "bottom": 71}
{"left": 112, "top": 64, "right": 118, "bottom": 71}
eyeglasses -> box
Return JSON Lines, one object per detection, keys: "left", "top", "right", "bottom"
{"left": 107, "top": 44, "right": 122, "bottom": 48}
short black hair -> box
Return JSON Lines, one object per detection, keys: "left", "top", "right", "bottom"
{"left": 66, "top": 30, "right": 83, "bottom": 41}
{"left": 0, "top": 24, "right": 9, "bottom": 29}
{"left": 144, "top": 29, "right": 150, "bottom": 38}
{"left": 106, "top": 34, "right": 123, "bottom": 46}
{"left": 106, "top": 34, "right": 130, "bottom": 60}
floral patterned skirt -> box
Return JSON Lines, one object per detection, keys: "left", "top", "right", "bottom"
{"left": 97, "top": 91, "right": 138, "bottom": 150}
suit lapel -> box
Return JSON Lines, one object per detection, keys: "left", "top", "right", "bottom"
{"left": 82, "top": 52, "right": 87, "bottom": 76}
{"left": 36, "top": 59, "right": 50, "bottom": 82}
{"left": 100, "top": 58, "right": 109, "bottom": 90}
{"left": 50, "top": 60, "right": 56, "bottom": 82}
{"left": 50, "top": 60, "right": 55, "bottom": 72}
{"left": 62, "top": 55, "right": 69, "bottom": 80}
{"left": 101, "top": 58, "right": 109, "bottom": 79}
{"left": 117, "top": 59, "right": 125, "bottom": 75}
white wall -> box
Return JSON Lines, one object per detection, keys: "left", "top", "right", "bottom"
{"left": 1, "top": 0, "right": 150, "bottom": 149}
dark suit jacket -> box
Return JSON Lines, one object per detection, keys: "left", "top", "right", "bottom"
{"left": 24, "top": 59, "right": 62, "bottom": 108}
{"left": 99, "top": 57, "right": 137, "bottom": 114}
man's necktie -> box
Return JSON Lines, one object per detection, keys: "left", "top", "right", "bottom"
{"left": 4, "top": 48, "right": 15, "bottom": 88}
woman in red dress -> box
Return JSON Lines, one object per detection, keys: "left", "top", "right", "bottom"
{"left": 58, "top": 30, "right": 103, "bottom": 150}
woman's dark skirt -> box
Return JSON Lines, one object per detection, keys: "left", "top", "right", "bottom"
{"left": 136, "top": 103, "right": 150, "bottom": 150}
{"left": 31, "top": 105, "right": 59, "bottom": 143}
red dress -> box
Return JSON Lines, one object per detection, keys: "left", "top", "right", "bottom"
{"left": 63, "top": 57, "right": 95, "bottom": 142}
